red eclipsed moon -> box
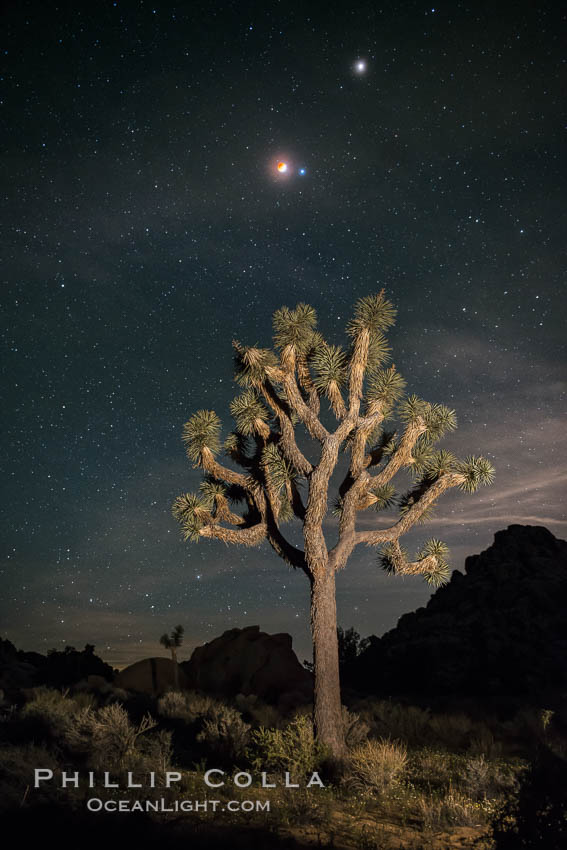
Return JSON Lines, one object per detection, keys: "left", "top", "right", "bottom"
{"left": 277, "top": 161, "right": 288, "bottom": 173}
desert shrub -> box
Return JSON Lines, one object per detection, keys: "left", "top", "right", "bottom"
{"left": 429, "top": 711, "right": 474, "bottom": 750}
{"left": 234, "top": 693, "right": 258, "bottom": 714}
{"left": 417, "top": 787, "right": 489, "bottom": 830}
{"left": 0, "top": 743, "right": 60, "bottom": 810}
{"left": 462, "top": 754, "right": 491, "bottom": 799}
{"left": 196, "top": 703, "right": 250, "bottom": 763}
{"left": 156, "top": 691, "right": 252, "bottom": 765}
{"left": 491, "top": 748, "right": 567, "bottom": 849}
{"left": 72, "top": 678, "right": 129, "bottom": 706}
{"left": 346, "top": 737, "right": 407, "bottom": 794}
{"left": 469, "top": 726, "right": 503, "bottom": 759}
{"left": 408, "top": 747, "right": 461, "bottom": 790}
{"left": 501, "top": 707, "right": 560, "bottom": 753}
{"left": 249, "top": 713, "right": 326, "bottom": 779}
{"left": 134, "top": 727, "right": 173, "bottom": 773}
{"left": 351, "top": 697, "right": 508, "bottom": 754}
{"left": 461, "top": 753, "right": 525, "bottom": 802}
{"left": 157, "top": 690, "right": 239, "bottom": 724}
{"left": 63, "top": 703, "right": 163, "bottom": 769}
{"left": 234, "top": 693, "right": 282, "bottom": 729}
{"left": 158, "top": 691, "right": 191, "bottom": 721}
{"left": 353, "top": 698, "right": 432, "bottom": 746}
{"left": 20, "top": 687, "right": 85, "bottom": 741}
{"left": 342, "top": 706, "right": 369, "bottom": 748}
{"left": 184, "top": 691, "right": 221, "bottom": 719}
{"left": 277, "top": 786, "right": 335, "bottom": 832}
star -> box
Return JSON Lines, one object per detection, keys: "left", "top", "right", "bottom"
{"left": 354, "top": 59, "right": 367, "bottom": 74}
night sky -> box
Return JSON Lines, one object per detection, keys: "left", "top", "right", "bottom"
{"left": 2, "top": 1, "right": 565, "bottom": 668}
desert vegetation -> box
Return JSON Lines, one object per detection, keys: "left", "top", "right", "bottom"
{"left": 2, "top": 678, "right": 565, "bottom": 849}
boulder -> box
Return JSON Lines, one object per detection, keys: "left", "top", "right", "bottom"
{"left": 182, "top": 625, "right": 313, "bottom": 710}
{"left": 351, "top": 525, "right": 567, "bottom": 703}
{"left": 115, "top": 657, "right": 188, "bottom": 695}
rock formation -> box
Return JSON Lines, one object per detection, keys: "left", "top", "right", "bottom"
{"left": 351, "top": 525, "right": 567, "bottom": 703}
{"left": 115, "top": 657, "right": 188, "bottom": 695}
{"left": 182, "top": 625, "right": 313, "bottom": 710}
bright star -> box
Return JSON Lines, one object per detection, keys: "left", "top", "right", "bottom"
{"left": 354, "top": 60, "right": 367, "bottom": 74}
{"left": 299, "top": 167, "right": 306, "bottom": 175}
{"left": 277, "top": 161, "right": 288, "bottom": 173}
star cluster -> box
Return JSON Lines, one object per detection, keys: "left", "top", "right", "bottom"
{"left": 1, "top": 0, "right": 565, "bottom": 666}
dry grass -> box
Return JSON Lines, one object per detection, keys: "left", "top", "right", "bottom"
{"left": 347, "top": 738, "right": 408, "bottom": 794}
{"left": 416, "top": 787, "right": 492, "bottom": 831}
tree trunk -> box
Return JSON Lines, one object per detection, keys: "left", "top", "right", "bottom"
{"left": 171, "top": 648, "right": 179, "bottom": 690}
{"left": 310, "top": 568, "right": 346, "bottom": 757}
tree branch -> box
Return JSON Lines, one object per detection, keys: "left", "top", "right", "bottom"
{"left": 381, "top": 539, "right": 440, "bottom": 577}
{"left": 259, "top": 379, "right": 314, "bottom": 476}
{"left": 199, "top": 522, "right": 267, "bottom": 545}
{"left": 297, "top": 352, "right": 321, "bottom": 416}
{"left": 268, "top": 354, "right": 328, "bottom": 443}
{"left": 368, "top": 419, "right": 427, "bottom": 486}
{"left": 355, "top": 472, "right": 464, "bottom": 546}
{"left": 200, "top": 447, "right": 250, "bottom": 488}
{"left": 347, "top": 329, "right": 370, "bottom": 412}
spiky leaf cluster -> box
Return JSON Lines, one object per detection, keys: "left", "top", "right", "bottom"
{"left": 423, "top": 403, "right": 458, "bottom": 442}
{"left": 278, "top": 494, "right": 294, "bottom": 523}
{"left": 408, "top": 437, "right": 435, "bottom": 477}
{"left": 199, "top": 479, "right": 227, "bottom": 509}
{"left": 456, "top": 455, "right": 495, "bottom": 493}
{"left": 261, "top": 443, "right": 296, "bottom": 493}
{"left": 398, "top": 394, "right": 428, "bottom": 425}
{"left": 417, "top": 539, "right": 451, "bottom": 587}
{"left": 332, "top": 496, "right": 344, "bottom": 518}
{"left": 171, "top": 493, "right": 210, "bottom": 542}
{"left": 347, "top": 292, "right": 397, "bottom": 338}
{"left": 182, "top": 410, "right": 221, "bottom": 461}
{"left": 224, "top": 431, "right": 249, "bottom": 456}
{"left": 424, "top": 449, "right": 458, "bottom": 479}
{"left": 369, "top": 483, "right": 397, "bottom": 511}
{"left": 272, "top": 303, "right": 317, "bottom": 353}
{"left": 366, "top": 366, "right": 406, "bottom": 411}
{"left": 310, "top": 344, "right": 347, "bottom": 393}
{"left": 181, "top": 513, "right": 205, "bottom": 542}
{"left": 171, "top": 492, "right": 208, "bottom": 522}
{"left": 397, "top": 397, "right": 457, "bottom": 442}
{"left": 160, "top": 625, "right": 184, "bottom": 649}
{"left": 365, "top": 332, "right": 392, "bottom": 372}
{"left": 233, "top": 342, "right": 279, "bottom": 387}
{"left": 230, "top": 390, "right": 271, "bottom": 436}
{"left": 379, "top": 431, "right": 398, "bottom": 457}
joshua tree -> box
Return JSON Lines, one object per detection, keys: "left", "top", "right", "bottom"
{"left": 172, "top": 293, "right": 494, "bottom": 755}
{"left": 159, "top": 624, "right": 184, "bottom": 690}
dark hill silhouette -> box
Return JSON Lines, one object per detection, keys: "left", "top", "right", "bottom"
{"left": 350, "top": 525, "right": 567, "bottom": 705}
{"left": 0, "top": 640, "right": 114, "bottom": 693}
